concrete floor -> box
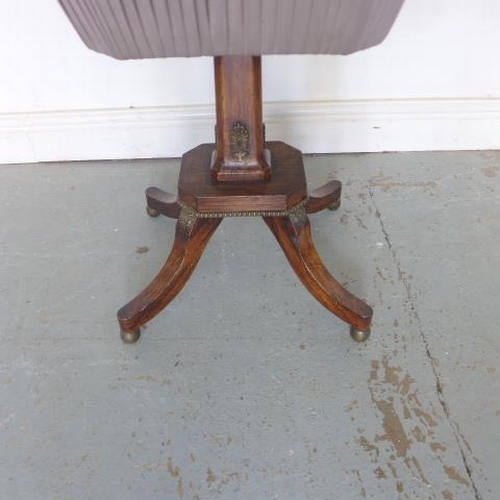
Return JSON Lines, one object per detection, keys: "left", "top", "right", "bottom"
{"left": 0, "top": 150, "right": 499, "bottom": 499}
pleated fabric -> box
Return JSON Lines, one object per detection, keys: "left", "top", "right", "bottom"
{"left": 58, "top": 0, "right": 405, "bottom": 59}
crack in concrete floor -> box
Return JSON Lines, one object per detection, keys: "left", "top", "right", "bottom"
{"left": 367, "top": 182, "right": 485, "bottom": 500}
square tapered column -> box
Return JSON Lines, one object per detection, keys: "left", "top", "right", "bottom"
{"left": 211, "top": 57, "right": 272, "bottom": 182}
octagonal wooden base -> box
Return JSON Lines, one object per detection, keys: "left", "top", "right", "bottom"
{"left": 178, "top": 142, "right": 307, "bottom": 215}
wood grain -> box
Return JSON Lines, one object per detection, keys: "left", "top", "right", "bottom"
{"left": 179, "top": 141, "right": 306, "bottom": 214}
{"left": 306, "top": 180, "right": 342, "bottom": 213}
{"left": 263, "top": 210, "right": 373, "bottom": 330}
{"left": 118, "top": 214, "right": 222, "bottom": 333}
{"left": 146, "top": 187, "right": 180, "bottom": 219}
{"left": 211, "top": 57, "right": 271, "bottom": 182}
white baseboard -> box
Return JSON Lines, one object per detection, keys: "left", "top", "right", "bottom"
{"left": 1, "top": 98, "right": 500, "bottom": 164}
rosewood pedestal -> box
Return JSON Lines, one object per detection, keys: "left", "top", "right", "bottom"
{"left": 118, "top": 56, "right": 373, "bottom": 344}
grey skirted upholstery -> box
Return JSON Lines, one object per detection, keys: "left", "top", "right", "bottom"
{"left": 58, "top": 0, "right": 405, "bottom": 60}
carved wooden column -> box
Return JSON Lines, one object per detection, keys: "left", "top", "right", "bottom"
{"left": 211, "top": 56, "right": 272, "bottom": 182}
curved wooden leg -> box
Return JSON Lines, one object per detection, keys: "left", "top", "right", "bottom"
{"left": 146, "top": 187, "right": 181, "bottom": 219}
{"left": 306, "top": 180, "right": 342, "bottom": 214}
{"left": 118, "top": 209, "right": 222, "bottom": 334}
{"left": 263, "top": 204, "right": 372, "bottom": 331}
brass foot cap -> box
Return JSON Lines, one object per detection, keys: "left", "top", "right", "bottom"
{"left": 350, "top": 326, "right": 371, "bottom": 343}
{"left": 120, "top": 328, "right": 141, "bottom": 344}
{"left": 328, "top": 199, "right": 341, "bottom": 211}
{"left": 146, "top": 206, "right": 160, "bottom": 218}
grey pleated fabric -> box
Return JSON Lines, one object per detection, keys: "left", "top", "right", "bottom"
{"left": 58, "top": 0, "right": 405, "bottom": 59}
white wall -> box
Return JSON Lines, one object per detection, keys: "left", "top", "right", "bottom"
{"left": 1, "top": 0, "right": 500, "bottom": 164}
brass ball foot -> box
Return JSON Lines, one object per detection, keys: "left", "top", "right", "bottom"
{"left": 328, "top": 199, "right": 341, "bottom": 211}
{"left": 146, "top": 206, "right": 160, "bottom": 218}
{"left": 350, "top": 325, "right": 370, "bottom": 343}
{"left": 120, "top": 328, "right": 141, "bottom": 344}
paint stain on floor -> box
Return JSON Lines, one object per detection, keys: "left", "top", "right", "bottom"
{"left": 349, "top": 355, "right": 477, "bottom": 498}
